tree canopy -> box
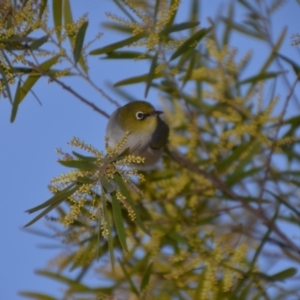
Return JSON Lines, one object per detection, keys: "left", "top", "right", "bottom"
{"left": 1, "top": 0, "right": 300, "bottom": 299}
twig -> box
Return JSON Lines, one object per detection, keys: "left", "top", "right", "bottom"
{"left": 26, "top": 50, "right": 110, "bottom": 118}
{"left": 168, "top": 147, "right": 300, "bottom": 254}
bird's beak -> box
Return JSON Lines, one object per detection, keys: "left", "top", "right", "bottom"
{"left": 151, "top": 110, "right": 163, "bottom": 116}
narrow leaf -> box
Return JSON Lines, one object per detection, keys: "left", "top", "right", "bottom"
{"left": 114, "top": 174, "right": 150, "bottom": 235}
{"left": 10, "top": 55, "right": 60, "bottom": 122}
{"left": 0, "top": 51, "right": 13, "bottom": 104}
{"left": 140, "top": 262, "right": 153, "bottom": 291}
{"left": 72, "top": 151, "right": 98, "bottom": 161}
{"left": 19, "top": 292, "right": 56, "bottom": 300}
{"left": 222, "top": 3, "right": 234, "bottom": 45}
{"left": 249, "top": 205, "right": 280, "bottom": 271}
{"left": 24, "top": 200, "right": 62, "bottom": 227}
{"left": 63, "top": 0, "right": 73, "bottom": 25}
{"left": 238, "top": 71, "right": 285, "bottom": 85}
{"left": 114, "top": 71, "right": 165, "bottom": 87}
{"left": 119, "top": 259, "right": 139, "bottom": 295}
{"left": 52, "top": 0, "right": 62, "bottom": 40}
{"left": 102, "top": 22, "right": 132, "bottom": 34}
{"left": 76, "top": 176, "right": 95, "bottom": 184}
{"left": 103, "top": 51, "right": 151, "bottom": 59}
{"left": 25, "top": 184, "right": 77, "bottom": 214}
{"left": 111, "top": 194, "right": 128, "bottom": 252}
{"left": 269, "top": 268, "right": 297, "bottom": 282}
{"left": 89, "top": 32, "right": 146, "bottom": 55}
{"left": 164, "top": 0, "right": 179, "bottom": 28}
{"left": 216, "top": 140, "right": 258, "bottom": 174}
{"left": 73, "top": 21, "right": 88, "bottom": 63}
{"left": 222, "top": 19, "right": 263, "bottom": 40}
{"left": 154, "top": 0, "right": 160, "bottom": 20}
{"left": 245, "top": 28, "right": 286, "bottom": 99}
{"left": 58, "top": 159, "right": 97, "bottom": 171}
{"left": 99, "top": 176, "right": 117, "bottom": 194}
{"left": 10, "top": 80, "right": 21, "bottom": 123}
{"left": 260, "top": 28, "right": 286, "bottom": 74}
{"left": 277, "top": 53, "right": 300, "bottom": 78}
{"left": 160, "top": 21, "right": 199, "bottom": 35}
{"left": 266, "top": 190, "right": 300, "bottom": 218}
{"left": 181, "top": 51, "right": 196, "bottom": 87}
{"left": 35, "top": 270, "right": 92, "bottom": 290}
{"left": 145, "top": 51, "right": 158, "bottom": 97}
{"left": 30, "top": 35, "right": 48, "bottom": 50}
{"left": 170, "top": 27, "right": 211, "bottom": 61}
{"left": 39, "top": 0, "right": 48, "bottom": 20}
{"left": 101, "top": 192, "right": 115, "bottom": 267}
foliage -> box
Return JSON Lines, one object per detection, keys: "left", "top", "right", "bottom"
{"left": 1, "top": 0, "right": 300, "bottom": 299}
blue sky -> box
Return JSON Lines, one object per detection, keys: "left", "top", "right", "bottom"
{"left": 1, "top": 1, "right": 300, "bottom": 299}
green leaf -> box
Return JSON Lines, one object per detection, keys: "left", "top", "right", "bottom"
{"left": 58, "top": 159, "right": 97, "bottom": 171}
{"left": 164, "top": 0, "right": 179, "bottom": 28}
{"left": 114, "top": 71, "right": 166, "bottom": 87}
{"left": 101, "top": 192, "right": 115, "bottom": 268}
{"left": 238, "top": 71, "right": 285, "bottom": 85}
{"left": 226, "top": 166, "right": 262, "bottom": 187}
{"left": 25, "top": 184, "right": 77, "bottom": 214}
{"left": 10, "top": 55, "right": 60, "bottom": 122}
{"left": 101, "top": 22, "right": 133, "bottom": 34}
{"left": 99, "top": 176, "right": 117, "bottom": 194}
{"left": 89, "top": 32, "right": 146, "bottom": 55}
{"left": 76, "top": 176, "right": 95, "bottom": 184}
{"left": 266, "top": 190, "right": 300, "bottom": 218}
{"left": 250, "top": 205, "right": 279, "bottom": 269}
{"left": 0, "top": 51, "right": 13, "bottom": 104}
{"left": 119, "top": 259, "right": 139, "bottom": 295}
{"left": 168, "top": 232, "right": 189, "bottom": 245}
{"left": 111, "top": 194, "right": 128, "bottom": 252}
{"left": 170, "top": 27, "right": 211, "bottom": 61}
{"left": 73, "top": 21, "right": 88, "bottom": 64}
{"left": 52, "top": 0, "right": 62, "bottom": 40}
{"left": 154, "top": 0, "right": 160, "bottom": 20}
{"left": 216, "top": 140, "right": 258, "bottom": 174}
{"left": 0, "top": 36, "right": 33, "bottom": 43}
{"left": 36, "top": 270, "right": 114, "bottom": 293}
{"left": 72, "top": 151, "right": 98, "bottom": 161}
{"left": 140, "top": 262, "right": 153, "bottom": 291}
{"left": 181, "top": 50, "right": 196, "bottom": 87}
{"left": 103, "top": 51, "right": 151, "bottom": 59}
{"left": 145, "top": 51, "right": 158, "bottom": 97}
{"left": 244, "top": 28, "right": 286, "bottom": 99}
{"left": 63, "top": 0, "right": 88, "bottom": 72}
{"left": 114, "top": 174, "right": 150, "bottom": 235}
{"left": 282, "top": 115, "right": 300, "bottom": 139}
{"left": 39, "top": 0, "right": 48, "bottom": 20}
{"left": 222, "top": 3, "right": 234, "bottom": 45}
{"left": 259, "top": 28, "right": 286, "bottom": 75}
{"left": 269, "top": 268, "right": 297, "bottom": 282}
{"left": 30, "top": 35, "right": 49, "bottom": 50}
{"left": 63, "top": 0, "right": 73, "bottom": 26}
{"left": 277, "top": 53, "right": 300, "bottom": 78}
{"left": 8, "top": 67, "right": 73, "bottom": 76}
{"left": 160, "top": 21, "right": 199, "bottom": 35}
{"left": 19, "top": 292, "right": 56, "bottom": 300}
{"left": 10, "top": 80, "right": 21, "bottom": 123}
{"left": 222, "top": 19, "right": 263, "bottom": 40}
{"left": 24, "top": 199, "right": 63, "bottom": 228}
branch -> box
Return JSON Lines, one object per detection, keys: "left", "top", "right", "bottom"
{"left": 167, "top": 147, "right": 300, "bottom": 254}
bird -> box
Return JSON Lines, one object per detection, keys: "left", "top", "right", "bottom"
{"left": 105, "top": 100, "right": 169, "bottom": 168}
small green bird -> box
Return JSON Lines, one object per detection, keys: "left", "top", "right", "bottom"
{"left": 106, "top": 101, "right": 169, "bottom": 168}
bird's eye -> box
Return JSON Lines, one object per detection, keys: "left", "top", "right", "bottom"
{"left": 135, "top": 111, "right": 144, "bottom": 120}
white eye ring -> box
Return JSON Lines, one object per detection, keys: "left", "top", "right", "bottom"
{"left": 135, "top": 111, "right": 144, "bottom": 120}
